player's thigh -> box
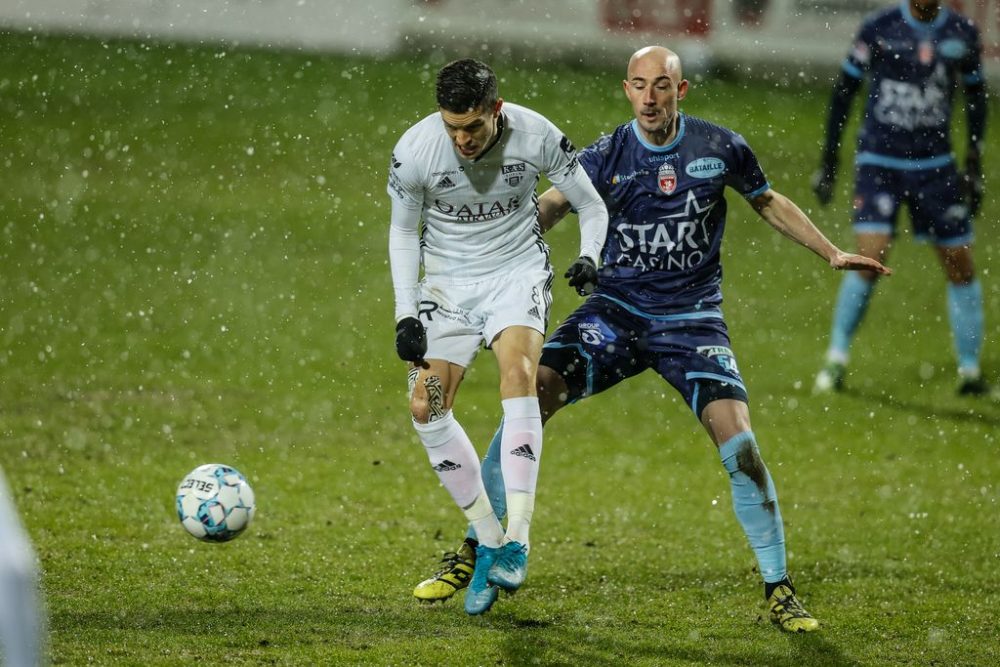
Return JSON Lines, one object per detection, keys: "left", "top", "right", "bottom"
{"left": 853, "top": 165, "right": 902, "bottom": 242}
{"left": 649, "top": 319, "right": 749, "bottom": 421}
{"left": 491, "top": 325, "right": 545, "bottom": 398}
{"left": 539, "top": 297, "right": 649, "bottom": 404}
{"left": 481, "top": 265, "right": 553, "bottom": 346}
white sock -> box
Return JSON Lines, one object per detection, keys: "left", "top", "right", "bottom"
{"left": 499, "top": 397, "right": 542, "bottom": 546}
{"left": 413, "top": 411, "right": 503, "bottom": 546}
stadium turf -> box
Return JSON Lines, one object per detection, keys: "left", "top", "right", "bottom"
{"left": 1, "top": 31, "right": 998, "bottom": 665}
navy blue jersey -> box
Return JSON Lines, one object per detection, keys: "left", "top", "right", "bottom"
{"left": 580, "top": 114, "right": 768, "bottom": 315}
{"left": 843, "top": 1, "right": 983, "bottom": 168}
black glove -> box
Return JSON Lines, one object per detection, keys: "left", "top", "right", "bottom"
{"left": 961, "top": 153, "right": 983, "bottom": 218}
{"left": 811, "top": 162, "right": 837, "bottom": 206}
{"left": 564, "top": 256, "right": 598, "bottom": 296}
{"left": 394, "top": 317, "right": 426, "bottom": 364}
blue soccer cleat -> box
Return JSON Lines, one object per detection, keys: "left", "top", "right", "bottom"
{"left": 464, "top": 544, "right": 500, "bottom": 615}
{"left": 488, "top": 540, "right": 528, "bottom": 592}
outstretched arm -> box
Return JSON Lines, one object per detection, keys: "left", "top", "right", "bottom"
{"left": 749, "top": 189, "right": 892, "bottom": 275}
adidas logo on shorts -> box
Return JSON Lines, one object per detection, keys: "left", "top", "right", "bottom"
{"left": 510, "top": 444, "right": 536, "bottom": 461}
{"left": 433, "top": 459, "right": 462, "bottom": 472}
{"left": 528, "top": 305, "right": 540, "bottom": 319}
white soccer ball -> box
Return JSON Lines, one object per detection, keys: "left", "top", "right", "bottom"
{"left": 176, "top": 463, "right": 256, "bottom": 542}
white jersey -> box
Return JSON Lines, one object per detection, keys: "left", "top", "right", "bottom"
{"left": 388, "top": 103, "right": 579, "bottom": 283}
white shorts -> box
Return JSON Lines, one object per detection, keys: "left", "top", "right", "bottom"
{"left": 418, "top": 266, "right": 553, "bottom": 367}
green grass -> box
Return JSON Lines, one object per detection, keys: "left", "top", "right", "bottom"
{"left": 2, "top": 31, "right": 999, "bottom": 665}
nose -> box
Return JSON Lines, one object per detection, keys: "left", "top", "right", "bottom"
{"left": 455, "top": 129, "right": 472, "bottom": 145}
{"left": 642, "top": 87, "right": 656, "bottom": 105}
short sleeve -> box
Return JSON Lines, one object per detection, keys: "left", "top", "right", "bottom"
{"left": 725, "top": 132, "right": 769, "bottom": 199}
{"left": 842, "top": 20, "right": 876, "bottom": 80}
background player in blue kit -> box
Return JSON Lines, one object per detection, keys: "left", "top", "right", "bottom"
{"left": 811, "top": 0, "right": 991, "bottom": 396}
{"left": 413, "top": 45, "right": 890, "bottom": 630}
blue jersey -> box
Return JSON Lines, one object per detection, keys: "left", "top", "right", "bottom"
{"left": 843, "top": 1, "right": 983, "bottom": 168}
{"left": 579, "top": 114, "right": 768, "bottom": 315}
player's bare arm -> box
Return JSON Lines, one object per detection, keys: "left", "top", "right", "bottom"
{"left": 749, "top": 189, "right": 892, "bottom": 275}
{"left": 537, "top": 186, "right": 572, "bottom": 233}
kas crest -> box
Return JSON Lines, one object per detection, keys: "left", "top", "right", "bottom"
{"left": 658, "top": 163, "right": 677, "bottom": 195}
{"left": 502, "top": 162, "right": 526, "bottom": 187}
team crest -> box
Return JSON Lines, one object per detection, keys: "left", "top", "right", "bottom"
{"left": 918, "top": 40, "right": 933, "bottom": 65}
{"left": 502, "top": 162, "right": 526, "bottom": 186}
{"left": 657, "top": 163, "right": 677, "bottom": 194}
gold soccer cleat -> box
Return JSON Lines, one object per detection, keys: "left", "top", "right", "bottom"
{"left": 768, "top": 584, "right": 820, "bottom": 633}
{"left": 413, "top": 541, "right": 475, "bottom": 603}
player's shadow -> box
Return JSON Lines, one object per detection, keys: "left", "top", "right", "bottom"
{"left": 841, "top": 384, "right": 1000, "bottom": 427}
{"left": 495, "top": 611, "right": 859, "bottom": 667}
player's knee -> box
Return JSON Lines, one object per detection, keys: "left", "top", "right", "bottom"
{"left": 408, "top": 372, "right": 447, "bottom": 424}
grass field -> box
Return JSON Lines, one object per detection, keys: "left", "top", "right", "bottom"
{"left": 1, "top": 30, "right": 999, "bottom": 666}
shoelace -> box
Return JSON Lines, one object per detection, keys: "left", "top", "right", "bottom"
{"left": 433, "top": 551, "right": 466, "bottom": 576}
{"left": 775, "top": 593, "right": 809, "bottom": 618}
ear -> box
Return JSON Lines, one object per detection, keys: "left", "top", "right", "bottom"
{"left": 622, "top": 79, "right": 629, "bottom": 97}
{"left": 677, "top": 79, "right": 689, "bottom": 101}
{"left": 493, "top": 98, "right": 504, "bottom": 117}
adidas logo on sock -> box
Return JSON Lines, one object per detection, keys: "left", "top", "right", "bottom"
{"left": 510, "top": 444, "right": 536, "bottom": 461}
{"left": 433, "top": 459, "right": 462, "bottom": 472}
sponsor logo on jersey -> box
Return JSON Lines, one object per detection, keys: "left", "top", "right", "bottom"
{"left": 436, "top": 175, "right": 457, "bottom": 189}
{"left": 579, "top": 322, "right": 604, "bottom": 345}
{"left": 611, "top": 168, "right": 649, "bottom": 185}
{"left": 938, "top": 39, "right": 967, "bottom": 60}
{"left": 560, "top": 135, "right": 576, "bottom": 154}
{"left": 685, "top": 157, "right": 725, "bottom": 179}
{"left": 433, "top": 196, "right": 520, "bottom": 222}
{"left": 391, "top": 153, "right": 401, "bottom": 169}
{"left": 658, "top": 163, "right": 677, "bottom": 194}
{"left": 510, "top": 444, "right": 537, "bottom": 462}
{"left": 502, "top": 162, "right": 526, "bottom": 186}
{"left": 613, "top": 190, "right": 715, "bottom": 271}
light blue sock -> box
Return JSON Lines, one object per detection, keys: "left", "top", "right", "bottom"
{"left": 465, "top": 421, "right": 506, "bottom": 543}
{"left": 718, "top": 431, "right": 787, "bottom": 584}
{"left": 829, "top": 271, "right": 876, "bottom": 359}
{"left": 947, "top": 280, "right": 984, "bottom": 373}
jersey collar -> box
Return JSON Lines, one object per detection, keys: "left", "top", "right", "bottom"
{"left": 630, "top": 113, "right": 686, "bottom": 152}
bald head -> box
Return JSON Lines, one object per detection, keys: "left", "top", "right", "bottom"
{"left": 627, "top": 46, "right": 682, "bottom": 82}
{"left": 622, "top": 45, "right": 688, "bottom": 146}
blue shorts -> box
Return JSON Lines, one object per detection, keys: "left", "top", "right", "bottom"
{"left": 540, "top": 295, "right": 748, "bottom": 419}
{"left": 853, "top": 164, "right": 972, "bottom": 246}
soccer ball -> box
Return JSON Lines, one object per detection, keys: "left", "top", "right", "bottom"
{"left": 176, "top": 463, "right": 256, "bottom": 542}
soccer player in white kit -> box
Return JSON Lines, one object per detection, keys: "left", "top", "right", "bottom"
{"left": 387, "top": 59, "right": 609, "bottom": 615}
{"left": 0, "top": 469, "right": 43, "bottom": 666}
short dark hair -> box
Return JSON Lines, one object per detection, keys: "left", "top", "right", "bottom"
{"left": 435, "top": 59, "right": 498, "bottom": 113}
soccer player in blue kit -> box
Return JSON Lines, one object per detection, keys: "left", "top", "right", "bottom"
{"left": 812, "top": 0, "right": 991, "bottom": 396}
{"left": 413, "top": 45, "right": 890, "bottom": 630}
